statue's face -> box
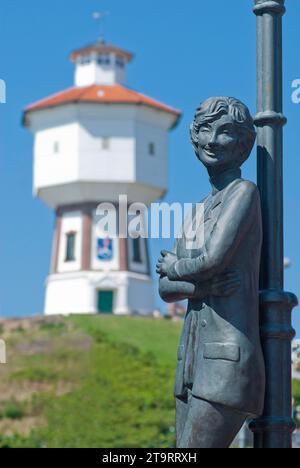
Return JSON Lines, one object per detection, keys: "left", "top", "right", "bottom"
{"left": 197, "top": 114, "right": 240, "bottom": 170}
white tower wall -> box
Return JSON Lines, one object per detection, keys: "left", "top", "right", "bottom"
{"left": 77, "top": 107, "right": 136, "bottom": 183}
{"left": 29, "top": 104, "right": 173, "bottom": 208}
{"left": 44, "top": 272, "right": 154, "bottom": 316}
{"left": 74, "top": 53, "right": 127, "bottom": 87}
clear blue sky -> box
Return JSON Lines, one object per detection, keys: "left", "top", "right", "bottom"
{"left": 0, "top": 0, "right": 299, "bottom": 334}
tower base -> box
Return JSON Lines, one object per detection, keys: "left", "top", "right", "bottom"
{"left": 44, "top": 271, "right": 155, "bottom": 316}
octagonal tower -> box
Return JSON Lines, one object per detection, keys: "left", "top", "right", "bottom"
{"left": 24, "top": 40, "right": 181, "bottom": 316}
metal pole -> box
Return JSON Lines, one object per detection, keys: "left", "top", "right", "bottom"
{"left": 250, "top": 0, "right": 298, "bottom": 448}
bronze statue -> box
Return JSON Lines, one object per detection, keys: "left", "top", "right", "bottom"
{"left": 157, "top": 97, "right": 265, "bottom": 448}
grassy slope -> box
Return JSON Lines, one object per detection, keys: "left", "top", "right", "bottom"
{"left": 0, "top": 315, "right": 181, "bottom": 448}
{"left": 0, "top": 315, "right": 298, "bottom": 448}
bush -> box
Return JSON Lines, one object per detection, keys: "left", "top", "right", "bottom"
{"left": 293, "top": 379, "right": 300, "bottom": 427}
{"left": 2, "top": 402, "right": 25, "bottom": 420}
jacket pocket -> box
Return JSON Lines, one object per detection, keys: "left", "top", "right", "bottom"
{"left": 203, "top": 343, "right": 240, "bottom": 362}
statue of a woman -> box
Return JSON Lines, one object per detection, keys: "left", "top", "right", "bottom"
{"left": 156, "top": 97, "right": 265, "bottom": 448}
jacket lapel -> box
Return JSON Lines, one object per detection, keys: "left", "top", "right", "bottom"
{"left": 204, "top": 191, "right": 223, "bottom": 223}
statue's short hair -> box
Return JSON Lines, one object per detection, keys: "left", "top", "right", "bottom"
{"left": 190, "top": 97, "right": 256, "bottom": 166}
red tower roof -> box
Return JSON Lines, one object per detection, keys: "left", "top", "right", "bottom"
{"left": 24, "top": 84, "right": 181, "bottom": 126}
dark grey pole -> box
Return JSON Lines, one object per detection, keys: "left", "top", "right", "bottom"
{"left": 250, "top": 0, "right": 298, "bottom": 448}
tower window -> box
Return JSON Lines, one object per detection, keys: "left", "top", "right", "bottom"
{"left": 102, "top": 137, "right": 110, "bottom": 150}
{"left": 53, "top": 141, "right": 60, "bottom": 154}
{"left": 148, "top": 143, "right": 155, "bottom": 156}
{"left": 65, "top": 232, "right": 76, "bottom": 262}
{"left": 80, "top": 56, "right": 91, "bottom": 65}
{"left": 97, "top": 55, "right": 110, "bottom": 65}
{"left": 116, "top": 58, "right": 124, "bottom": 68}
{"left": 132, "top": 238, "right": 142, "bottom": 264}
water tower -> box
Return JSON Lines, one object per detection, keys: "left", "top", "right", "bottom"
{"left": 23, "top": 40, "right": 181, "bottom": 315}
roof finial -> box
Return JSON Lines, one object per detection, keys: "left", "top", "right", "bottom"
{"left": 92, "top": 10, "right": 110, "bottom": 44}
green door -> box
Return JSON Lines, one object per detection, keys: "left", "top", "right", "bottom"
{"left": 97, "top": 290, "right": 114, "bottom": 314}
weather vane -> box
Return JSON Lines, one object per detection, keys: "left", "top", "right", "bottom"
{"left": 92, "top": 10, "right": 110, "bottom": 43}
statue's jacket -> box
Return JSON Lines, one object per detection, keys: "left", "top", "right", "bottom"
{"left": 169, "top": 178, "right": 266, "bottom": 417}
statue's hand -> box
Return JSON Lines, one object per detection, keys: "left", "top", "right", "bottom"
{"left": 156, "top": 250, "right": 177, "bottom": 277}
{"left": 209, "top": 271, "right": 241, "bottom": 297}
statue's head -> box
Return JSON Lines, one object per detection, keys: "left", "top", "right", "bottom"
{"left": 190, "top": 97, "right": 256, "bottom": 171}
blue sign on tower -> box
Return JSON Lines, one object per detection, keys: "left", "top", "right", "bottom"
{"left": 97, "top": 238, "right": 113, "bottom": 261}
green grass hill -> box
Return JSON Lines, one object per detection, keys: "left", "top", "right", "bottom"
{"left": 0, "top": 315, "right": 298, "bottom": 448}
{"left": 0, "top": 315, "right": 181, "bottom": 448}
